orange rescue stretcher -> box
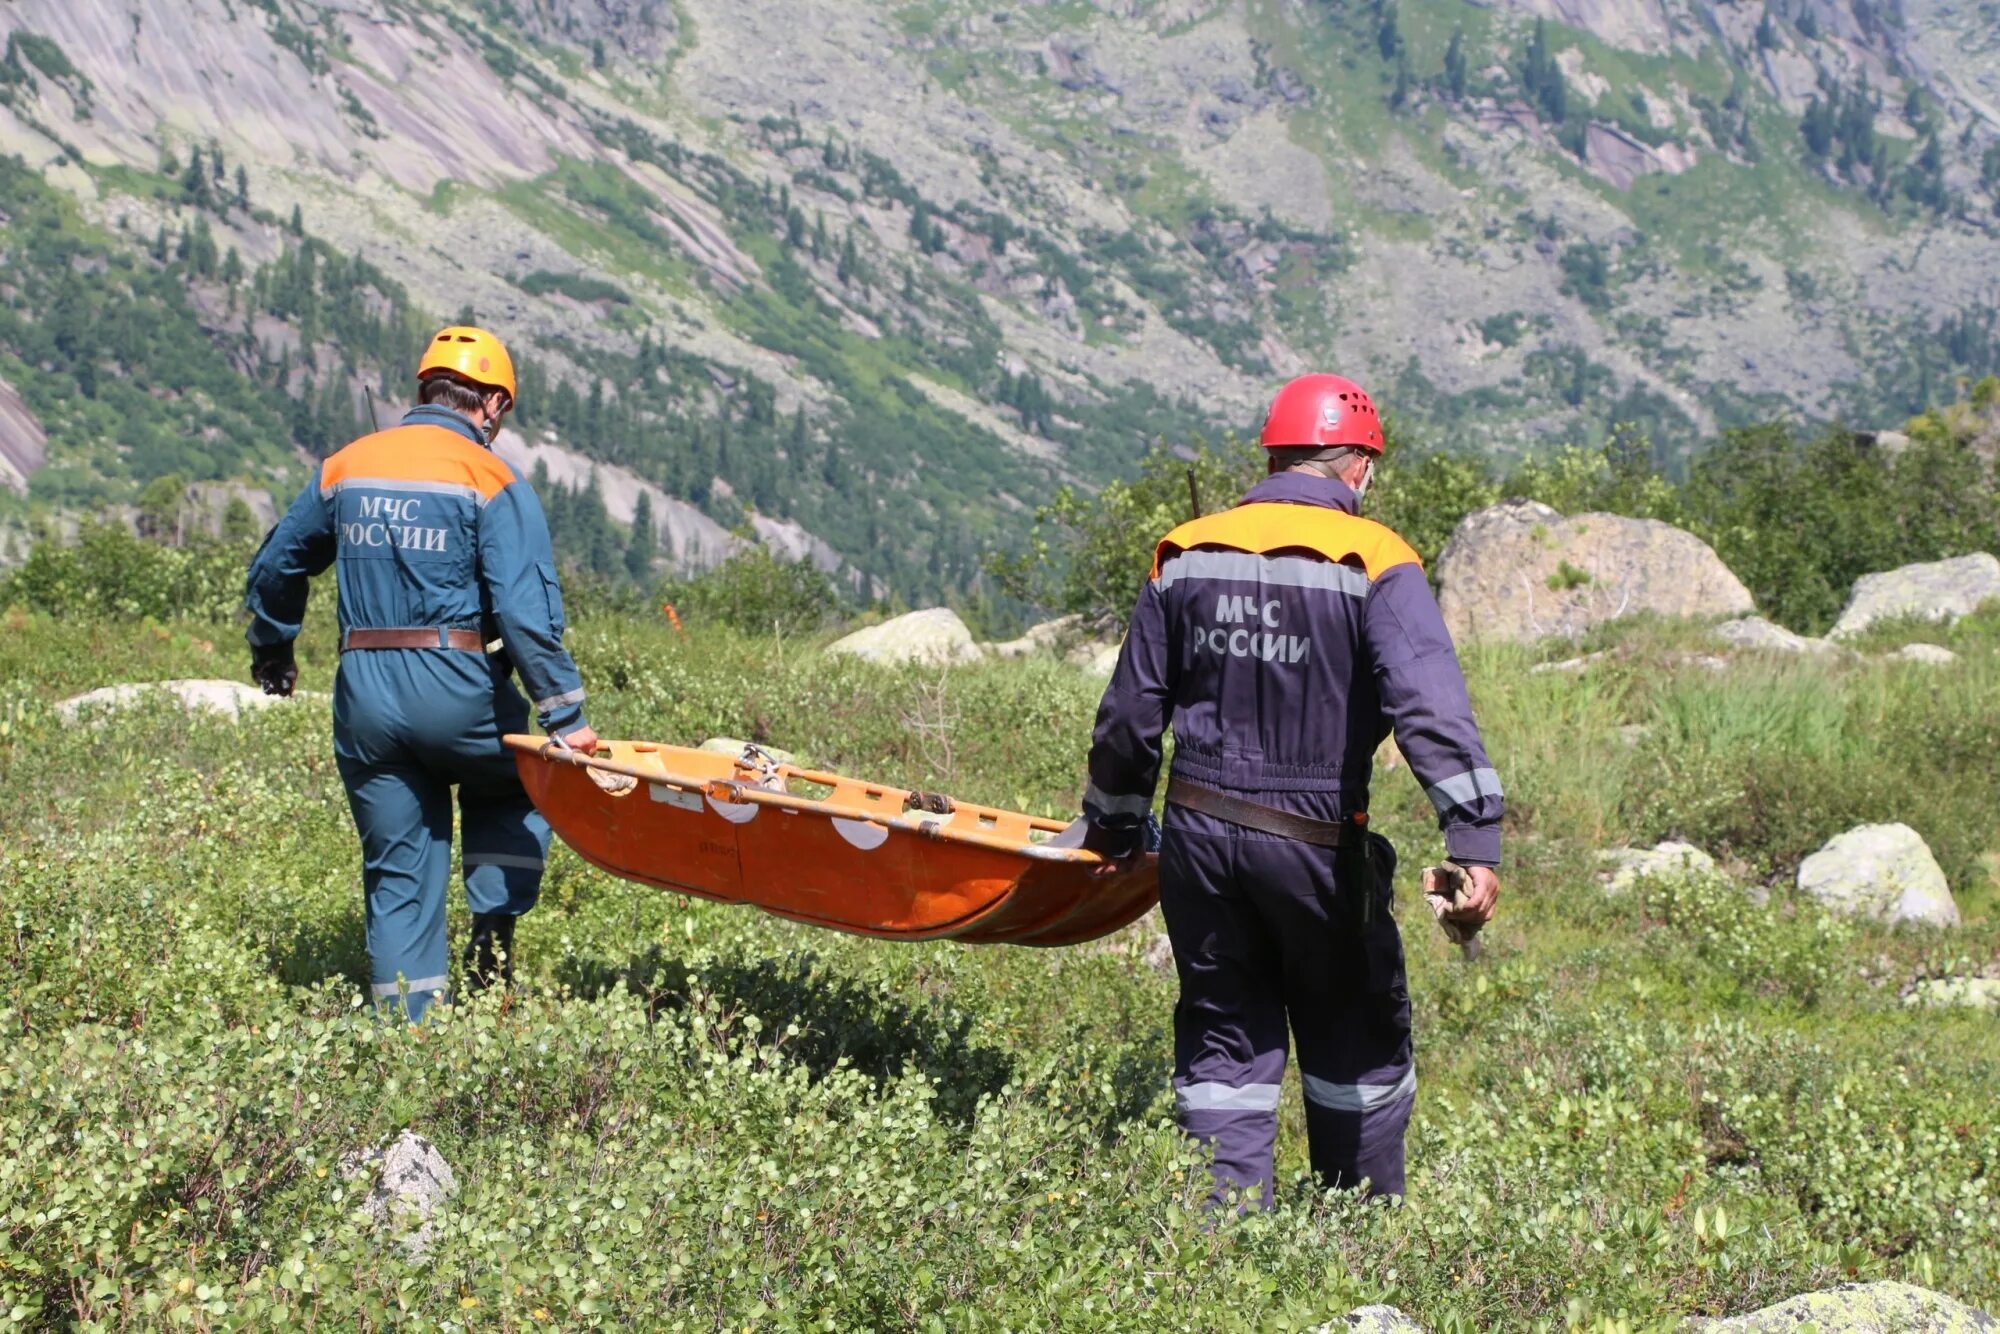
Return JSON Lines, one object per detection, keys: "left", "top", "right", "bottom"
{"left": 503, "top": 736, "right": 1159, "bottom": 946}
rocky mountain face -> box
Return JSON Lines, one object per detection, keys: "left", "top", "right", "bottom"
{"left": 0, "top": 0, "right": 1995, "bottom": 595}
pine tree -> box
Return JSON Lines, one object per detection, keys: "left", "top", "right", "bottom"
{"left": 837, "top": 231, "right": 857, "bottom": 284}
{"left": 627, "top": 490, "right": 656, "bottom": 581}
{"left": 289, "top": 203, "right": 304, "bottom": 236}
{"left": 235, "top": 164, "right": 250, "bottom": 210}
{"left": 1756, "top": 11, "right": 1779, "bottom": 50}
{"left": 1443, "top": 28, "right": 1468, "bottom": 100}
{"left": 1375, "top": 1, "right": 1405, "bottom": 62}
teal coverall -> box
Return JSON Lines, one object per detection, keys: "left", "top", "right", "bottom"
{"left": 245, "top": 406, "right": 590, "bottom": 1019}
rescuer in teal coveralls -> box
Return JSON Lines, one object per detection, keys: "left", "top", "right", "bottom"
{"left": 244, "top": 327, "right": 598, "bottom": 1020}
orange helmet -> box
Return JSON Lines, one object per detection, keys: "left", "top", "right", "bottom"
{"left": 417, "top": 326, "right": 517, "bottom": 405}
{"left": 1259, "top": 373, "right": 1384, "bottom": 455}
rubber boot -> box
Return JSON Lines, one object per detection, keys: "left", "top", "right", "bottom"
{"left": 466, "top": 912, "right": 517, "bottom": 993}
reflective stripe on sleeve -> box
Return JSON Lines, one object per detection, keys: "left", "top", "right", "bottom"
{"left": 534, "top": 686, "right": 586, "bottom": 713}
{"left": 462, "top": 853, "right": 545, "bottom": 871}
{"left": 1302, "top": 1067, "right": 1417, "bottom": 1112}
{"left": 1175, "top": 1081, "right": 1283, "bottom": 1113}
{"left": 1083, "top": 781, "right": 1153, "bottom": 818}
{"left": 371, "top": 974, "right": 450, "bottom": 999}
{"left": 1155, "top": 550, "right": 1372, "bottom": 597}
{"left": 1425, "top": 767, "right": 1504, "bottom": 813}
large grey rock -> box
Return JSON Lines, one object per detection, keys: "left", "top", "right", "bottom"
{"left": 1797, "top": 824, "right": 1961, "bottom": 928}
{"left": 56, "top": 679, "right": 324, "bottom": 724}
{"left": 1904, "top": 977, "right": 2000, "bottom": 1010}
{"left": 1435, "top": 501, "right": 1754, "bottom": 645}
{"left": 826, "top": 609, "right": 981, "bottom": 666}
{"left": 0, "top": 375, "right": 47, "bottom": 496}
{"left": 1715, "top": 616, "right": 1843, "bottom": 656}
{"left": 984, "top": 614, "right": 1083, "bottom": 659}
{"left": 1690, "top": 1280, "right": 1996, "bottom": 1331}
{"left": 1894, "top": 643, "right": 1960, "bottom": 666}
{"left": 1600, "top": 841, "right": 1720, "bottom": 894}
{"left": 338, "top": 1130, "right": 457, "bottom": 1262}
{"left": 1320, "top": 1306, "right": 1428, "bottom": 1333}
{"left": 1830, "top": 554, "right": 2000, "bottom": 639}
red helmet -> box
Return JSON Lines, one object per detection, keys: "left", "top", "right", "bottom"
{"left": 1259, "top": 373, "right": 1384, "bottom": 454}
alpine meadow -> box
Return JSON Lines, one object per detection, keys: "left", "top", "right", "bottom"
{"left": 2, "top": 0, "right": 2000, "bottom": 1330}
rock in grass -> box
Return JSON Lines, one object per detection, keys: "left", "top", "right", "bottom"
{"left": 826, "top": 608, "right": 981, "bottom": 666}
{"left": 1600, "top": 841, "right": 1720, "bottom": 894}
{"left": 1689, "top": 1280, "right": 1996, "bottom": 1331}
{"left": 1797, "top": 824, "right": 1960, "bottom": 928}
{"left": 1903, "top": 977, "right": 2000, "bottom": 1010}
{"left": 338, "top": 1130, "right": 457, "bottom": 1262}
{"left": 1322, "top": 1306, "right": 1428, "bottom": 1333}
{"left": 56, "top": 679, "right": 324, "bottom": 724}
{"left": 1894, "top": 642, "right": 1959, "bottom": 666}
{"left": 1434, "top": 500, "right": 1753, "bottom": 645}
{"left": 1829, "top": 553, "right": 2000, "bottom": 640}
{"left": 1714, "top": 616, "right": 1843, "bottom": 656}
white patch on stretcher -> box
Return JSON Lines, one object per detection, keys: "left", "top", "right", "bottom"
{"left": 706, "top": 796, "right": 760, "bottom": 824}
{"left": 649, "top": 784, "right": 704, "bottom": 811}
{"left": 832, "top": 818, "right": 890, "bottom": 850}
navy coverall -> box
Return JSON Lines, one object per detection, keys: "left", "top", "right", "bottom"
{"left": 245, "top": 406, "right": 590, "bottom": 1020}
{"left": 1084, "top": 471, "right": 1503, "bottom": 1203}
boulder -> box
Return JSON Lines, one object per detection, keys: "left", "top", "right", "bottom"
{"left": 1829, "top": 553, "right": 2000, "bottom": 640}
{"left": 984, "top": 614, "right": 1083, "bottom": 659}
{"left": 1600, "top": 841, "right": 1720, "bottom": 894}
{"left": 826, "top": 609, "right": 981, "bottom": 666}
{"left": 1797, "top": 824, "right": 1960, "bottom": 928}
{"left": 1903, "top": 977, "right": 2000, "bottom": 1011}
{"left": 1894, "top": 643, "right": 1959, "bottom": 666}
{"left": 1320, "top": 1307, "right": 1428, "bottom": 1333}
{"left": 1690, "top": 1280, "right": 1996, "bottom": 1331}
{"left": 1435, "top": 501, "right": 1754, "bottom": 644}
{"left": 1715, "top": 616, "right": 1842, "bottom": 656}
{"left": 338, "top": 1130, "right": 457, "bottom": 1262}
{"left": 56, "top": 679, "right": 323, "bottom": 724}
{"left": 1084, "top": 640, "right": 1124, "bottom": 677}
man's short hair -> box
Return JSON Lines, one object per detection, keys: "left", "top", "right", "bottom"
{"left": 417, "top": 372, "right": 492, "bottom": 415}
{"left": 1268, "top": 445, "right": 1367, "bottom": 470}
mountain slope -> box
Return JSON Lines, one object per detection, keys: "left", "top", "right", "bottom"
{"left": 0, "top": 0, "right": 1996, "bottom": 596}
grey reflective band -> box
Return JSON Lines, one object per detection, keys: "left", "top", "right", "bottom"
{"left": 535, "top": 687, "right": 587, "bottom": 713}
{"left": 1083, "top": 781, "right": 1153, "bottom": 818}
{"left": 1156, "top": 549, "right": 1372, "bottom": 597}
{"left": 463, "top": 853, "right": 544, "bottom": 870}
{"left": 1175, "top": 1081, "right": 1283, "bottom": 1113}
{"left": 1302, "top": 1066, "right": 1416, "bottom": 1112}
{"left": 371, "top": 974, "right": 449, "bottom": 998}
{"left": 1426, "top": 767, "right": 1504, "bottom": 813}
{"left": 322, "top": 477, "right": 488, "bottom": 506}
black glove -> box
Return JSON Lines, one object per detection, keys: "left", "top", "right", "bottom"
{"left": 1081, "top": 820, "right": 1142, "bottom": 861}
{"left": 250, "top": 642, "right": 298, "bottom": 698}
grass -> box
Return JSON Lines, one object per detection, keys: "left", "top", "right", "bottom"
{"left": 1, "top": 594, "right": 1996, "bottom": 1328}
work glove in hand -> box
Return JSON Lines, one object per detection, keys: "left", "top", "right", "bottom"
{"left": 1423, "top": 861, "right": 1485, "bottom": 961}
{"left": 251, "top": 643, "right": 298, "bottom": 698}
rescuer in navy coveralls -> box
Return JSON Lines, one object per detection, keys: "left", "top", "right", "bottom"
{"left": 1082, "top": 374, "right": 1502, "bottom": 1205}
{"left": 244, "top": 327, "right": 599, "bottom": 1021}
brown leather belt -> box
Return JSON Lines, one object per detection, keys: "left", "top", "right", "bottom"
{"left": 342, "top": 627, "right": 485, "bottom": 653}
{"left": 1165, "top": 777, "right": 1362, "bottom": 848}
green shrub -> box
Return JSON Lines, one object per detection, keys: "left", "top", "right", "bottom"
{"left": 0, "top": 523, "right": 253, "bottom": 621}
{"left": 657, "top": 547, "right": 846, "bottom": 639}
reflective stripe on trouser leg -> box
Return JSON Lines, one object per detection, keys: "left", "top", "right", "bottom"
{"left": 338, "top": 754, "right": 454, "bottom": 1023}
{"left": 1160, "top": 820, "right": 1290, "bottom": 1209}
{"left": 1302, "top": 1065, "right": 1416, "bottom": 1198}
